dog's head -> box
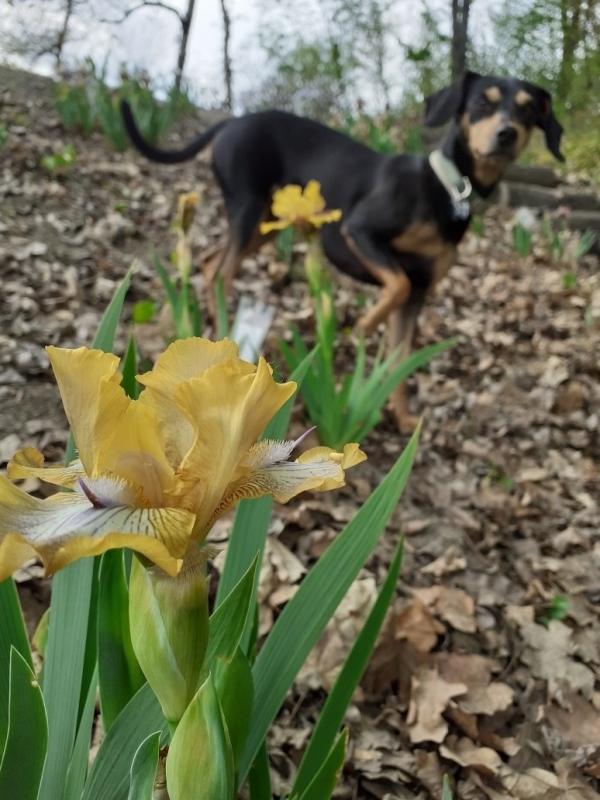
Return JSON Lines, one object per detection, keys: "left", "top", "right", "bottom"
{"left": 425, "top": 72, "right": 564, "bottom": 185}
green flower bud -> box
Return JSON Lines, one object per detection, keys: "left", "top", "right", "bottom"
{"left": 129, "top": 546, "right": 209, "bottom": 728}
{"left": 166, "top": 672, "right": 234, "bottom": 800}
{"left": 304, "top": 236, "right": 324, "bottom": 296}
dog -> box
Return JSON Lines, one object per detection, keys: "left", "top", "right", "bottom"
{"left": 122, "top": 71, "right": 564, "bottom": 432}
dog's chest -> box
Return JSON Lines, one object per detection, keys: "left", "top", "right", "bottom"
{"left": 391, "top": 223, "right": 457, "bottom": 287}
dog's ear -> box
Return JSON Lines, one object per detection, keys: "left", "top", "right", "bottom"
{"left": 424, "top": 71, "right": 481, "bottom": 127}
{"left": 535, "top": 89, "right": 565, "bottom": 162}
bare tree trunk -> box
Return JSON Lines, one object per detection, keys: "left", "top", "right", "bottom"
{"left": 557, "top": 0, "right": 581, "bottom": 103}
{"left": 175, "top": 0, "right": 197, "bottom": 91}
{"left": 219, "top": 0, "right": 233, "bottom": 110}
{"left": 55, "top": 0, "right": 75, "bottom": 66}
{"left": 450, "top": 0, "right": 471, "bottom": 80}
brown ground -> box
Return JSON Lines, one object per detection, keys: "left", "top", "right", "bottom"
{"left": 1, "top": 66, "right": 600, "bottom": 800}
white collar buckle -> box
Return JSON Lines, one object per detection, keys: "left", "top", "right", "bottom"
{"left": 429, "top": 150, "right": 472, "bottom": 220}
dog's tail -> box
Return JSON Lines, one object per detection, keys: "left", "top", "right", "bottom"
{"left": 121, "top": 101, "right": 229, "bottom": 164}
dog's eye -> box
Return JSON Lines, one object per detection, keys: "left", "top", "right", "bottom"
{"left": 519, "top": 103, "right": 536, "bottom": 120}
{"left": 477, "top": 96, "right": 494, "bottom": 108}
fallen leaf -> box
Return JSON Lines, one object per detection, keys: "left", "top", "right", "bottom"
{"left": 414, "top": 585, "right": 477, "bottom": 632}
{"left": 420, "top": 546, "right": 467, "bottom": 577}
{"left": 457, "top": 681, "right": 514, "bottom": 716}
{"left": 545, "top": 692, "right": 600, "bottom": 749}
{"left": 395, "top": 596, "right": 445, "bottom": 653}
{"left": 407, "top": 667, "right": 467, "bottom": 744}
{"left": 519, "top": 620, "right": 595, "bottom": 700}
{"left": 440, "top": 735, "right": 503, "bottom": 776}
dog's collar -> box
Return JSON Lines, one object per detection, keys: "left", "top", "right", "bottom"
{"left": 428, "top": 149, "right": 473, "bottom": 220}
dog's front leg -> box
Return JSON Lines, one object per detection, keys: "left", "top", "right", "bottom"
{"left": 386, "top": 299, "right": 424, "bottom": 434}
{"left": 341, "top": 222, "right": 411, "bottom": 336}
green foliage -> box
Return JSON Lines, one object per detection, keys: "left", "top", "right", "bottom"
{"left": 282, "top": 325, "right": 452, "bottom": 449}
{"left": 512, "top": 222, "right": 533, "bottom": 257}
{"left": 574, "top": 229, "right": 598, "bottom": 261}
{"left": 471, "top": 215, "right": 484, "bottom": 237}
{"left": 473, "top": 0, "right": 599, "bottom": 112}
{"left": 98, "top": 552, "right": 145, "bottom": 731}
{"left": 54, "top": 58, "right": 192, "bottom": 152}
{"left": 82, "top": 684, "right": 168, "bottom": 800}
{"left": 340, "top": 113, "right": 397, "bottom": 154}
{"left": 54, "top": 81, "right": 96, "bottom": 135}
{"left": 402, "top": 5, "right": 451, "bottom": 100}
{"left": 132, "top": 300, "right": 158, "bottom": 325}
{"left": 166, "top": 673, "right": 235, "bottom": 800}
{"left": 0, "top": 649, "right": 48, "bottom": 800}
{"left": 245, "top": 37, "right": 355, "bottom": 119}
{"left": 291, "top": 539, "right": 403, "bottom": 797}
{"left": 215, "top": 275, "right": 229, "bottom": 340}
{"left": 238, "top": 428, "right": 420, "bottom": 784}
{"left": 296, "top": 731, "right": 347, "bottom": 800}
{"left": 486, "top": 462, "right": 513, "bottom": 490}
{"left": 0, "top": 246, "right": 422, "bottom": 799}
{"left": 538, "top": 595, "right": 570, "bottom": 627}
{"left": 539, "top": 215, "right": 597, "bottom": 289}
{"left": 0, "top": 578, "right": 33, "bottom": 753}
{"left": 0, "top": 125, "right": 7, "bottom": 150}
{"left": 559, "top": 115, "right": 600, "bottom": 179}
{"left": 339, "top": 110, "right": 424, "bottom": 156}
{"left": 41, "top": 143, "right": 76, "bottom": 174}
{"left": 276, "top": 226, "right": 295, "bottom": 266}
{"left": 148, "top": 251, "right": 203, "bottom": 340}
{"left": 127, "top": 732, "right": 161, "bottom": 800}
{"left": 279, "top": 242, "right": 453, "bottom": 448}
{"left": 442, "top": 774, "right": 454, "bottom": 800}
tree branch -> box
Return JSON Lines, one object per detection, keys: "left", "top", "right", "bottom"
{"left": 98, "top": 1, "right": 183, "bottom": 26}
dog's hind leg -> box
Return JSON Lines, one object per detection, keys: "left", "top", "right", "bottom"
{"left": 205, "top": 196, "right": 270, "bottom": 318}
{"left": 201, "top": 235, "right": 235, "bottom": 319}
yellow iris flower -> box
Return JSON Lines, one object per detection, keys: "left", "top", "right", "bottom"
{"left": 0, "top": 338, "right": 365, "bottom": 580}
{"left": 260, "top": 180, "right": 342, "bottom": 234}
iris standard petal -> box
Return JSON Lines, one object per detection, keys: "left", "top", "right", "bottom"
{"left": 0, "top": 475, "right": 195, "bottom": 580}
{"left": 170, "top": 357, "right": 296, "bottom": 536}
{"left": 271, "top": 184, "right": 305, "bottom": 220}
{"left": 47, "top": 346, "right": 174, "bottom": 499}
{"left": 46, "top": 346, "right": 123, "bottom": 475}
{"left": 137, "top": 338, "right": 241, "bottom": 466}
{"left": 303, "top": 180, "right": 327, "bottom": 213}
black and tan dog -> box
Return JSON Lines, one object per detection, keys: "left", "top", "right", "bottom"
{"left": 122, "top": 71, "right": 564, "bottom": 432}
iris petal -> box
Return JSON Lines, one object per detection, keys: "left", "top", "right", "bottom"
{"left": 0, "top": 475, "right": 194, "bottom": 579}
{"left": 46, "top": 346, "right": 123, "bottom": 475}
{"left": 203, "top": 442, "right": 366, "bottom": 530}
{"left": 170, "top": 357, "right": 295, "bottom": 536}
{"left": 46, "top": 347, "right": 174, "bottom": 496}
{"left": 137, "top": 338, "right": 241, "bottom": 467}
{"left": 8, "top": 447, "right": 84, "bottom": 488}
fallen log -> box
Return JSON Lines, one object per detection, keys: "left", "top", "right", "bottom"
{"left": 502, "top": 163, "right": 562, "bottom": 187}
{"left": 500, "top": 182, "right": 600, "bottom": 213}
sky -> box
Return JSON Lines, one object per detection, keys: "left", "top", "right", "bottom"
{"left": 1, "top": 0, "right": 498, "bottom": 112}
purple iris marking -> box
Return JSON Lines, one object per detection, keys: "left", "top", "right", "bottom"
{"left": 293, "top": 427, "right": 317, "bottom": 449}
{"left": 78, "top": 477, "right": 105, "bottom": 508}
